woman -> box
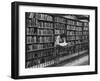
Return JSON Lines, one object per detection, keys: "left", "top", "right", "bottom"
{"left": 54, "top": 33, "right": 68, "bottom": 64}
{"left": 55, "top": 33, "right": 68, "bottom": 47}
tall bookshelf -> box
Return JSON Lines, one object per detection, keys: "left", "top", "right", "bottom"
{"left": 25, "top": 12, "right": 89, "bottom": 68}
{"left": 66, "top": 19, "right": 76, "bottom": 55}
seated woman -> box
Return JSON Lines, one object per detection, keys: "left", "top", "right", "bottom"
{"left": 54, "top": 33, "right": 68, "bottom": 64}
{"left": 55, "top": 33, "right": 68, "bottom": 47}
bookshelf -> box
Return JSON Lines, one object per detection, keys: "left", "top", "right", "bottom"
{"left": 25, "top": 12, "right": 89, "bottom": 68}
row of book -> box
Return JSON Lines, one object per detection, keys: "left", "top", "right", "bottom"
{"left": 68, "top": 41, "right": 75, "bottom": 46}
{"left": 35, "top": 13, "right": 53, "bottom": 21}
{"left": 27, "top": 36, "right": 54, "bottom": 44}
{"left": 38, "top": 22, "right": 53, "bottom": 28}
{"left": 67, "top": 31, "right": 75, "bottom": 35}
{"left": 84, "top": 22, "right": 89, "bottom": 26}
{"left": 67, "top": 36, "right": 75, "bottom": 40}
{"left": 67, "top": 36, "right": 82, "bottom": 41}
{"left": 83, "top": 31, "right": 88, "bottom": 35}
{"left": 27, "top": 43, "right": 53, "bottom": 51}
{"left": 76, "top": 27, "right": 82, "bottom": 31}
{"left": 67, "top": 20, "right": 75, "bottom": 25}
{"left": 37, "top": 36, "right": 54, "bottom": 43}
{"left": 76, "top": 21, "right": 83, "bottom": 26}
{"left": 55, "top": 29, "right": 65, "bottom": 34}
{"left": 27, "top": 20, "right": 54, "bottom": 28}
{"left": 67, "top": 36, "right": 87, "bottom": 41}
{"left": 55, "top": 17, "right": 66, "bottom": 23}
{"left": 26, "top": 18, "right": 39, "bottom": 27}
{"left": 27, "top": 28, "right": 37, "bottom": 35}
{"left": 37, "top": 29, "right": 53, "bottom": 35}
{"left": 82, "top": 36, "right": 88, "bottom": 39}
{"left": 67, "top": 25, "right": 76, "bottom": 30}
{"left": 76, "top": 31, "right": 82, "bottom": 35}
{"left": 76, "top": 36, "right": 82, "bottom": 40}
{"left": 27, "top": 12, "right": 53, "bottom": 21}
{"left": 67, "top": 31, "right": 85, "bottom": 36}
{"left": 82, "top": 40, "right": 88, "bottom": 43}
{"left": 54, "top": 23, "right": 65, "bottom": 29}
{"left": 27, "top": 36, "right": 37, "bottom": 44}
{"left": 67, "top": 26, "right": 82, "bottom": 31}
{"left": 27, "top": 28, "right": 54, "bottom": 35}
{"left": 75, "top": 40, "right": 81, "bottom": 44}
{"left": 75, "top": 40, "right": 88, "bottom": 44}
{"left": 83, "top": 27, "right": 88, "bottom": 31}
{"left": 26, "top": 22, "right": 86, "bottom": 36}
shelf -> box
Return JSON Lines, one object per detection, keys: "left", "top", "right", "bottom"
{"left": 67, "top": 35, "right": 76, "bottom": 36}
{"left": 27, "top": 47, "right": 54, "bottom": 52}
{"left": 27, "top": 26, "right": 38, "bottom": 28}
{"left": 26, "top": 34, "right": 54, "bottom": 36}
{"left": 38, "top": 19, "right": 53, "bottom": 22}
{"left": 26, "top": 42, "right": 54, "bottom": 44}
{"left": 66, "top": 24, "right": 76, "bottom": 26}
{"left": 65, "top": 29, "right": 76, "bottom": 31}
{"left": 38, "top": 27, "right": 54, "bottom": 30}
{"left": 54, "top": 21, "right": 66, "bottom": 24}
{"left": 55, "top": 28, "right": 65, "bottom": 30}
{"left": 27, "top": 26, "right": 54, "bottom": 30}
{"left": 76, "top": 25, "right": 83, "bottom": 27}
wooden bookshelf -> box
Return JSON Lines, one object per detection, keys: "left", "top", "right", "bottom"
{"left": 25, "top": 12, "right": 89, "bottom": 68}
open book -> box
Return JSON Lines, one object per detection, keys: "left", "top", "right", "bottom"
{"left": 59, "top": 42, "right": 68, "bottom": 46}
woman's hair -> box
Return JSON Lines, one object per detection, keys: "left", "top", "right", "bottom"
{"left": 60, "top": 33, "right": 67, "bottom": 39}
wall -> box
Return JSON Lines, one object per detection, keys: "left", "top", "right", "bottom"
{"left": 0, "top": 0, "right": 99, "bottom": 81}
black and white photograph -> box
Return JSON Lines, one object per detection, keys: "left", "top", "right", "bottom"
{"left": 11, "top": 1, "right": 97, "bottom": 79}
{"left": 25, "top": 12, "right": 90, "bottom": 68}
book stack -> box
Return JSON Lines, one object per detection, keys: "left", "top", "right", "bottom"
{"left": 55, "top": 17, "right": 66, "bottom": 23}
{"left": 55, "top": 23, "right": 65, "bottom": 29}
{"left": 39, "top": 22, "right": 53, "bottom": 28}
{"left": 76, "top": 21, "right": 83, "bottom": 26}
{"left": 35, "top": 13, "right": 53, "bottom": 21}
{"left": 37, "top": 29, "right": 53, "bottom": 35}
{"left": 67, "top": 20, "right": 75, "bottom": 25}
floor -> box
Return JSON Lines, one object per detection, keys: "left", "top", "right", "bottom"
{"left": 47, "top": 53, "right": 89, "bottom": 67}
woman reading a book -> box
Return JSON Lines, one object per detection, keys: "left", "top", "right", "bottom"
{"left": 55, "top": 33, "right": 68, "bottom": 47}
{"left": 54, "top": 33, "right": 68, "bottom": 64}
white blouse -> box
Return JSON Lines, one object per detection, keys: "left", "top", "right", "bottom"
{"left": 55, "top": 35, "right": 68, "bottom": 47}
